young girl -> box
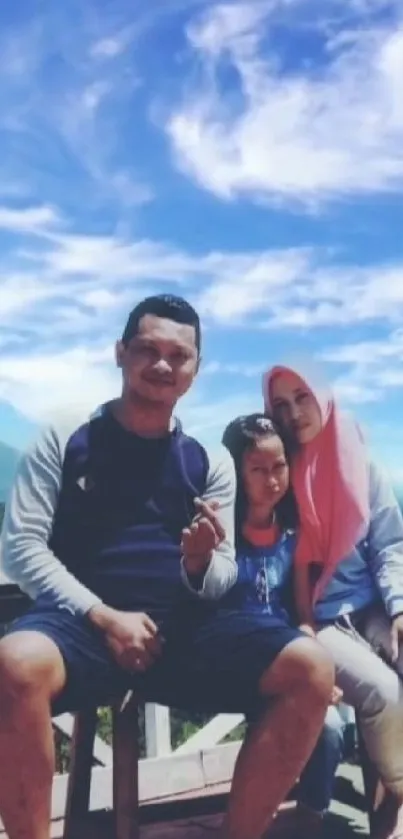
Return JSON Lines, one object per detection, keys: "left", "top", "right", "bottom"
{"left": 263, "top": 364, "right": 403, "bottom": 839}
{"left": 222, "top": 413, "right": 346, "bottom": 836}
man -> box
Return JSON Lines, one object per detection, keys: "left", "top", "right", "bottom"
{"left": 0, "top": 294, "right": 334, "bottom": 839}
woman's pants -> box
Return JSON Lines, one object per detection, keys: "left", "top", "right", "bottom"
{"left": 317, "top": 605, "right": 403, "bottom": 798}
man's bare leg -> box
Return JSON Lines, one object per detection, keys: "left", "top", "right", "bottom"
{"left": 222, "top": 637, "right": 334, "bottom": 839}
{"left": 0, "top": 632, "right": 66, "bottom": 839}
{"left": 371, "top": 791, "right": 403, "bottom": 839}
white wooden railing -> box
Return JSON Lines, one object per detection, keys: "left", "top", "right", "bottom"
{"left": 50, "top": 701, "right": 356, "bottom": 818}
{"left": 49, "top": 704, "right": 244, "bottom": 818}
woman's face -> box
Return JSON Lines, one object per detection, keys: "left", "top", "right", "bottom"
{"left": 242, "top": 435, "right": 289, "bottom": 511}
{"left": 270, "top": 373, "right": 322, "bottom": 445}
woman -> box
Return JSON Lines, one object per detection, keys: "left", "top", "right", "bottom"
{"left": 263, "top": 364, "right": 403, "bottom": 839}
{"left": 222, "top": 413, "right": 347, "bottom": 836}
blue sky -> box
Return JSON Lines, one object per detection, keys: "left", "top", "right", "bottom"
{"left": 0, "top": 0, "right": 403, "bottom": 484}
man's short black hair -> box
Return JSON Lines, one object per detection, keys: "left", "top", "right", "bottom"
{"left": 121, "top": 294, "right": 201, "bottom": 354}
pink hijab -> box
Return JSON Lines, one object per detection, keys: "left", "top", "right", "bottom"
{"left": 263, "top": 364, "right": 370, "bottom": 602}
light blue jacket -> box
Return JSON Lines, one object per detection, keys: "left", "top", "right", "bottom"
{"left": 314, "top": 461, "right": 403, "bottom": 622}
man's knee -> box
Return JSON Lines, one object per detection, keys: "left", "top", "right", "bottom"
{"left": 259, "top": 637, "right": 335, "bottom": 702}
{"left": 0, "top": 632, "right": 65, "bottom": 710}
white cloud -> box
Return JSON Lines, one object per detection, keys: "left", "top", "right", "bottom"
{"left": 319, "top": 328, "right": 403, "bottom": 405}
{"left": 91, "top": 37, "right": 125, "bottom": 59}
{"left": 0, "top": 204, "right": 61, "bottom": 234}
{"left": 37, "top": 234, "right": 196, "bottom": 280}
{"left": 186, "top": 2, "right": 267, "bottom": 58}
{"left": 181, "top": 387, "right": 259, "bottom": 444}
{"left": 321, "top": 330, "right": 403, "bottom": 364}
{"left": 0, "top": 206, "right": 314, "bottom": 418}
{"left": 376, "top": 368, "right": 403, "bottom": 387}
{"left": 0, "top": 345, "right": 118, "bottom": 422}
{"left": 0, "top": 0, "right": 402, "bottom": 488}
{"left": 90, "top": 31, "right": 132, "bottom": 60}
{"left": 82, "top": 289, "right": 119, "bottom": 309}
{"left": 203, "top": 360, "right": 265, "bottom": 377}
{"left": 167, "top": 1, "right": 403, "bottom": 206}
{"left": 2, "top": 204, "right": 403, "bottom": 418}
{"left": 333, "top": 377, "right": 381, "bottom": 405}
{"left": 0, "top": 275, "right": 55, "bottom": 319}
{"left": 196, "top": 248, "right": 312, "bottom": 321}
{"left": 0, "top": 7, "right": 151, "bottom": 212}
{"left": 262, "top": 264, "right": 403, "bottom": 330}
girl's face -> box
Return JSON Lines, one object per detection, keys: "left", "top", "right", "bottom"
{"left": 242, "top": 435, "right": 289, "bottom": 511}
{"left": 270, "top": 372, "right": 322, "bottom": 445}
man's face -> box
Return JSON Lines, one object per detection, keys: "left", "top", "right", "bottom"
{"left": 116, "top": 314, "right": 199, "bottom": 407}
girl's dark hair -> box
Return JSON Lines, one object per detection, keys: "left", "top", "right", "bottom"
{"left": 222, "top": 412, "right": 298, "bottom": 542}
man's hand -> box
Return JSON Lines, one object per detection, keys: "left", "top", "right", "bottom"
{"left": 298, "top": 623, "right": 316, "bottom": 638}
{"left": 181, "top": 499, "right": 225, "bottom": 578}
{"left": 330, "top": 685, "right": 343, "bottom": 705}
{"left": 89, "top": 605, "right": 163, "bottom": 672}
{"left": 390, "top": 614, "right": 403, "bottom": 663}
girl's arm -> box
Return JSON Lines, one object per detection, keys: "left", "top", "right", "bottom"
{"left": 294, "top": 562, "right": 316, "bottom": 634}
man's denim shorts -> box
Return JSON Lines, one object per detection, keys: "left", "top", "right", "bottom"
{"left": 6, "top": 600, "right": 302, "bottom": 715}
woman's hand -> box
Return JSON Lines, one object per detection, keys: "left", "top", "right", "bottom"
{"left": 390, "top": 614, "right": 403, "bottom": 663}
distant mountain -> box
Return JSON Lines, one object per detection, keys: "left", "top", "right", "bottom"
{"left": 0, "top": 441, "right": 21, "bottom": 502}
{"left": 0, "top": 401, "right": 37, "bottom": 451}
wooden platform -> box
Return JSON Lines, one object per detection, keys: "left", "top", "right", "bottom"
{"left": 1, "top": 762, "right": 368, "bottom": 839}
{"left": 47, "top": 808, "right": 367, "bottom": 839}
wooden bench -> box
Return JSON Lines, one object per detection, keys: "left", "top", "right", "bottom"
{"left": 64, "top": 702, "right": 381, "bottom": 839}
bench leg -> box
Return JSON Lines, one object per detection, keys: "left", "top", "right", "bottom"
{"left": 63, "top": 708, "right": 97, "bottom": 839}
{"left": 113, "top": 691, "right": 140, "bottom": 839}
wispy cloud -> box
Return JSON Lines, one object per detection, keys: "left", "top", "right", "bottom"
{"left": 0, "top": 344, "right": 118, "bottom": 422}
{"left": 0, "top": 0, "right": 402, "bottom": 484}
{"left": 203, "top": 361, "right": 265, "bottom": 377}
{"left": 1, "top": 204, "right": 402, "bottom": 419}
{"left": 0, "top": 204, "right": 61, "bottom": 234}
{"left": 0, "top": 4, "right": 153, "bottom": 214}
{"left": 90, "top": 25, "right": 135, "bottom": 60}
{"left": 1, "top": 195, "right": 403, "bottom": 419}
{"left": 180, "top": 388, "right": 259, "bottom": 443}
{"left": 320, "top": 328, "right": 403, "bottom": 405}
{"left": 195, "top": 248, "right": 313, "bottom": 322}
{"left": 167, "top": 0, "right": 403, "bottom": 207}
{"left": 321, "top": 330, "right": 403, "bottom": 364}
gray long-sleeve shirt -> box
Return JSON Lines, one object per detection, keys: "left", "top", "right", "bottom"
{"left": 0, "top": 407, "right": 237, "bottom": 618}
